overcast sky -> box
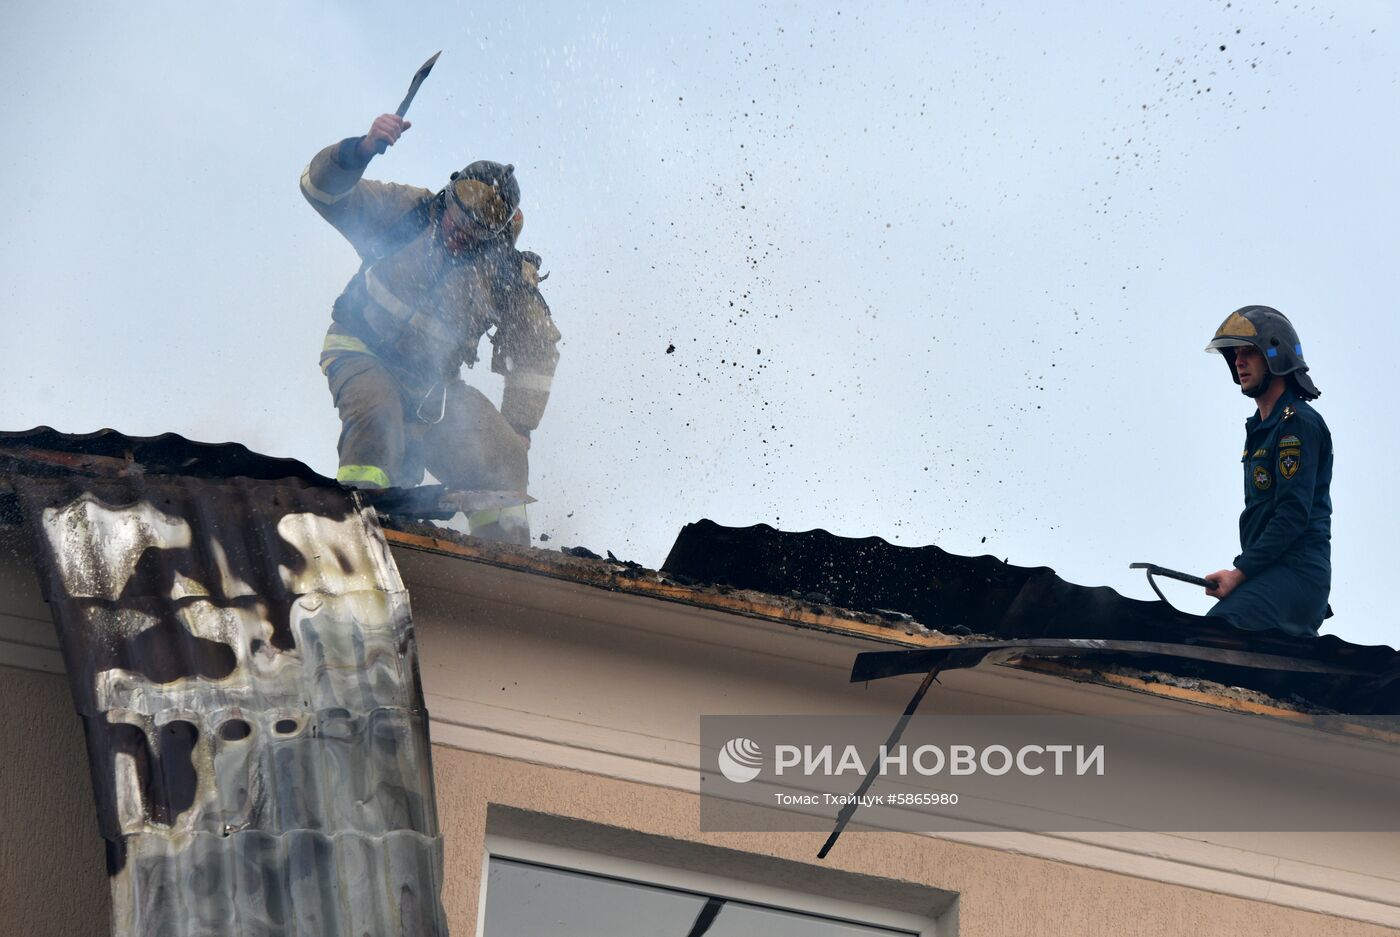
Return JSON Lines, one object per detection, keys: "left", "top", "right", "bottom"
{"left": 2, "top": 1, "right": 1395, "bottom": 647}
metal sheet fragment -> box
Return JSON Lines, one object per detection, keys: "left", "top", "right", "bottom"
{"left": 851, "top": 638, "right": 1375, "bottom": 683}
{"left": 14, "top": 472, "right": 447, "bottom": 936}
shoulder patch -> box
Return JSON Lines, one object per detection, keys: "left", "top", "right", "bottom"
{"left": 1279, "top": 446, "right": 1301, "bottom": 480}
{"left": 1280, "top": 434, "right": 1301, "bottom": 448}
{"left": 1253, "top": 465, "right": 1272, "bottom": 490}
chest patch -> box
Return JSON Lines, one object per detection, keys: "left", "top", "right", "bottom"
{"left": 1279, "top": 447, "right": 1301, "bottom": 479}
{"left": 1253, "top": 465, "right": 1272, "bottom": 490}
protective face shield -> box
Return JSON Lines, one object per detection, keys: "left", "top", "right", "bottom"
{"left": 444, "top": 161, "right": 521, "bottom": 241}
{"left": 1204, "top": 305, "right": 1320, "bottom": 400}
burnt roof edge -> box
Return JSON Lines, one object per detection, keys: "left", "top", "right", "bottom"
{"left": 383, "top": 526, "right": 961, "bottom": 649}
{"left": 381, "top": 527, "right": 1394, "bottom": 726}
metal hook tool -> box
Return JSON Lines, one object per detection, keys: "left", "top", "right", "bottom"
{"left": 1129, "top": 562, "right": 1210, "bottom": 607}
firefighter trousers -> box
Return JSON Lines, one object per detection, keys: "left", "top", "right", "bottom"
{"left": 323, "top": 353, "right": 529, "bottom": 496}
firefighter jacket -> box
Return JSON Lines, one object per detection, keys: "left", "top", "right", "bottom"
{"left": 301, "top": 137, "right": 560, "bottom": 432}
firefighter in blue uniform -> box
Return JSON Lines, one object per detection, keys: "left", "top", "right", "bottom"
{"left": 1202, "top": 306, "right": 1333, "bottom": 636}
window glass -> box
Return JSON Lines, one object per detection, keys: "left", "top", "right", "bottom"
{"left": 482, "top": 857, "right": 915, "bottom": 936}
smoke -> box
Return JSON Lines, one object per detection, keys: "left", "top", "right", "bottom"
{"left": 2, "top": 1, "right": 1395, "bottom": 645}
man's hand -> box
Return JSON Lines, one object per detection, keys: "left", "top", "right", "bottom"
{"left": 1204, "top": 568, "right": 1246, "bottom": 599}
{"left": 356, "top": 113, "right": 411, "bottom": 161}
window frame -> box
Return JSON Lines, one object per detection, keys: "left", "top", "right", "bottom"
{"left": 477, "top": 834, "right": 943, "bottom": 937}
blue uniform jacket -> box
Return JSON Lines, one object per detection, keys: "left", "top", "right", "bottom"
{"left": 1234, "top": 387, "right": 1333, "bottom": 579}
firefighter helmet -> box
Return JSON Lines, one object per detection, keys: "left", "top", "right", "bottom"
{"left": 1205, "top": 305, "right": 1319, "bottom": 399}
{"left": 445, "top": 161, "right": 521, "bottom": 238}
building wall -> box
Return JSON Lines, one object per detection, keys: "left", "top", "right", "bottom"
{"left": 3, "top": 529, "right": 1398, "bottom": 936}
{"left": 0, "top": 666, "right": 110, "bottom": 937}
{"left": 392, "top": 548, "right": 1400, "bottom": 927}
{"left": 3, "top": 663, "right": 1396, "bottom": 937}
{"left": 434, "top": 745, "right": 1400, "bottom": 937}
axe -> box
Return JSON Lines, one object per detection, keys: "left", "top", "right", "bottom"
{"left": 376, "top": 51, "right": 441, "bottom": 154}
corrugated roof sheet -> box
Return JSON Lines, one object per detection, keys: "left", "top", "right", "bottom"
{"left": 0, "top": 426, "right": 327, "bottom": 483}
{"left": 7, "top": 431, "right": 446, "bottom": 936}
{"left": 662, "top": 520, "right": 1400, "bottom": 713}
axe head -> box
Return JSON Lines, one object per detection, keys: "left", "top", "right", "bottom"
{"left": 396, "top": 51, "right": 442, "bottom": 118}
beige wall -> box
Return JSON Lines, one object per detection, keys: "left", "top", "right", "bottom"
{"left": 434, "top": 745, "right": 1400, "bottom": 937}
{"left": 3, "top": 664, "right": 1397, "bottom": 937}
{"left": 0, "top": 666, "right": 110, "bottom": 937}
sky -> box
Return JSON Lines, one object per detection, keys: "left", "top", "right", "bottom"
{"left": 2, "top": 1, "right": 1396, "bottom": 647}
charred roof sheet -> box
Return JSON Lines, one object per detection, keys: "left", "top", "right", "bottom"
{"left": 662, "top": 520, "right": 1400, "bottom": 714}
{"left": 6, "top": 433, "right": 447, "bottom": 935}
{"left": 0, "top": 426, "right": 327, "bottom": 484}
